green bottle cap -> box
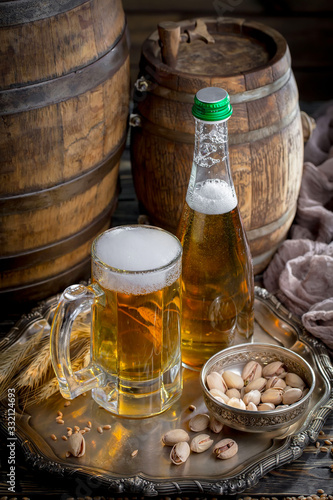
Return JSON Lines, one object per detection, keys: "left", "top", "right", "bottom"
{"left": 192, "top": 87, "right": 233, "bottom": 121}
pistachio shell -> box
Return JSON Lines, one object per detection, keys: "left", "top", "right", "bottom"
{"left": 214, "top": 438, "right": 238, "bottom": 459}
{"left": 206, "top": 371, "right": 227, "bottom": 393}
{"left": 258, "top": 402, "right": 275, "bottom": 411}
{"left": 265, "top": 376, "right": 287, "bottom": 390}
{"left": 209, "top": 416, "right": 223, "bottom": 433}
{"left": 262, "top": 361, "right": 287, "bottom": 378}
{"left": 226, "top": 388, "right": 241, "bottom": 399}
{"left": 68, "top": 432, "right": 85, "bottom": 457}
{"left": 209, "top": 388, "right": 229, "bottom": 404}
{"left": 162, "top": 429, "right": 190, "bottom": 446}
{"left": 282, "top": 387, "right": 303, "bottom": 405}
{"left": 242, "top": 360, "right": 263, "bottom": 385}
{"left": 226, "top": 397, "right": 246, "bottom": 410}
{"left": 222, "top": 370, "right": 244, "bottom": 390}
{"left": 189, "top": 413, "right": 210, "bottom": 432}
{"left": 246, "top": 401, "right": 258, "bottom": 411}
{"left": 244, "top": 377, "right": 267, "bottom": 393}
{"left": 170, "top": 441, "right": 190, "bottom": 465}
{"left": 242, "top": 389, "right": 261, "bottom": 406}
{"left": 261, "top": 388, "right": 283, "bottom": 405}
{"left": 285, "top": 372, "right": 305, "bottom": 389}
{"left": 190, "top": 434, "right": 214, "bottom": 453}
{"left": 214, "top": 395, "right": 228, "bottom": 404}
{"left": 302, "top": 387, "right": 309, "bottom": 398}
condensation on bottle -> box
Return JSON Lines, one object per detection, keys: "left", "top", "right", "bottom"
{"left": 177, "top": 87, "right": 254, "bottom": 370}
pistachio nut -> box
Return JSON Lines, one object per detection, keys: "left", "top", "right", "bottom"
{"left": 282, "top": 387, "right": 303, "bottom": 405}
{"left": 285, "top": 372, "right": 305, "bottom": 389}
{"left": 68, "top": 432, "right": 85, "bottom": 457}
{"left": 209, "top": 416, "right": 224, "bottom": 433}
{"left": 162, "top": 429, "right": 190, "bottom": 446}
{"left": 302, "top": 387, "right": 309, "bottom": 398}
{"left": 261, "top": 388, "right": 283, "bottom": 405}
{"left": 226, "top": 388, "right": 241, "bottom": 399}
{"left": 214, "top": 395, "right": 229, "bottom": 404}
{"left": 262, "top": 361, "right": 287, "bottom": 378}
{"left": 258, "top": 402, "right": 275, "bottom": 411}
{"left": 213, "top": 438, "right": 238, "bottom": 459}
{"left": 209, "top": 388, "right": 229, "bottom": 404}
{"left": 222, "top": 370, "right": 244, "bottom": 390}
{"left": 246, "top": 401, "right": 258, "bottom": 411}
{"left": 170, "top": 441, "right": 190, "bottom": 465}
{"left": 244, "top": 377, "right": 267, "bottom": 393}
{"left": 190, "top": 434, "right": 214, "bottom": 453}
{"left": 242, "top": 389, "right": 261, "bottom": 406}
{"left": 206, "top": 371, "right": 227, "bottom": 393}
{"left": 242, "top": 360, "right": 263, "bottom": 385}
{"left": 265, "top": 376, "right": 287, "bottom": 390}
{"left": 189, "top": 413, "right": 210, "bottom": 432}
{"left": 226, "top": 397, "right": 246, "bottom": 410}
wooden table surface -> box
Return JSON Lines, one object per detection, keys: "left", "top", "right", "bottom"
{"left": 1, "top": 152, "right": 333, "bottom": 500}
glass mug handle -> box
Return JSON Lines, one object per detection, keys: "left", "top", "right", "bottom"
{"left": 50, "top": 283, "right": 106, "bottom": 399}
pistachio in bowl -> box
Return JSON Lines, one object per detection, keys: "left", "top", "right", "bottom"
{"left": 200, "top": 343, "right": 315, "bottom": 433}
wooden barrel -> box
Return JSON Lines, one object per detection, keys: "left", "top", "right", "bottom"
{"left": 130, "top": 17, "right": 304, "bottom": 274}
{"left": 0, "top": 0, "right": 130, "bottom": 305}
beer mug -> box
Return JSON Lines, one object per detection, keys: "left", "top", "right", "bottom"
{"left": 50, "top": 225, "right": 183, "bottom": 418}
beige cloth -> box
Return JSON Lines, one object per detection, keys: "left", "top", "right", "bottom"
{"left": 263, "top": 104, "right": 333, "bottom": 352}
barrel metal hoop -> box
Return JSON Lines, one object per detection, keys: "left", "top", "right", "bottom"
{"left": 0, "top": 256, "right": 91, "bottom": 300}
{"left": 145, "top": 68, "right": 291, "bottom": 104}
{"left": 135, "top": 104, "right": 300, "bottom": 145}
{"left": 247, "top": 203, "right": 297, "bottom": 242}
{"left": 0, "top": 23, "right": 130, "bottom": 115}
{"left": 229, "top": 104, "right": 299, "bottom": 145}
{"left": 252, "top": 247, "right": 279, "bottom": 269}
{"left": 0, "top": 134, "right": 125, "bottom": 215}
{"left": 0, "top": 0, "right": 93, "bottom": 26}
{"left": 0, "top": 194, "right": 118, "bottom": 272}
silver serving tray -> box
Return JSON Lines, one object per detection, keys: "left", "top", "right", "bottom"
{"left": 1, "top": 287, "right": 333, "bottom": 497}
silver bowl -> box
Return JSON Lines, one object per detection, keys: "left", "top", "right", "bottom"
{"left": 200, "top": 343, "right": 315, "bottom": 433}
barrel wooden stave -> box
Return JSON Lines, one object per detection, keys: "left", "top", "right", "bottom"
{"left": 0, "top": 0, "right": 130, "bottom": 303}
{"left": 0, "top": 59, "right": 129, "bottom": 196}
{"left": 0, "top": 0, "right": 126, "bottom": 89}
{"left": 1, "top": 167, "right": 119, "bottom": 256}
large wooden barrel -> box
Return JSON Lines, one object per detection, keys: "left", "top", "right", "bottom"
{"left": 130, "top": 17, "right": 304, "bottom": 274}
{"left": 0, "top": 0, "right": 130, "bottom": 305}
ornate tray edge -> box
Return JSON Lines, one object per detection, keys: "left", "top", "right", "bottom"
{"left": 1, "top": 286, "right": 332, "bottom": 496}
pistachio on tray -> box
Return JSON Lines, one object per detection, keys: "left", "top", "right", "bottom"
{"left": 170, "top": 441, "right": 190, "bottom": 465}
{"left": 213, "top": 438, "right": 238, "bottom": 459}
{"left": 190, "top": 434, "right": 214, "bottom": 453}
{"left": 162, "top": 429, "right": 190, "bottom": 446}
{"left": 68, "top": 432, "right": 85, "bottom": 457}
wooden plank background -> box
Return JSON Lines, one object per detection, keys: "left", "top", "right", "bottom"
{"left": 122, "top": 0, "right": 333, "bottom": 102}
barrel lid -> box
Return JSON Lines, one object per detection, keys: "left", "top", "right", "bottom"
{"left": 192, "top": 87, "right": 232, "bottom": 121}
{"left": 141, "top": 18, "right": 289, "bottom": 94}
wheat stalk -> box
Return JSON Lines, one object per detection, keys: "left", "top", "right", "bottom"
{"left": 0, "top": 327, "right": 46, "bottom": 387}
{"left": 0, "top": 313, "right": 91, "bottom": 406}
{"left": 22, "top": 356, "right": 90, "bottom": 406}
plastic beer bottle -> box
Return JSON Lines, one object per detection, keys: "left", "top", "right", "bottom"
{"left": 177, "top": 87, "right": 254, "bottom": 370}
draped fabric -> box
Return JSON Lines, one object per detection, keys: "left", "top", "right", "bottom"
{"left": 263, "top": 104, "right": 333, "bottom": 352}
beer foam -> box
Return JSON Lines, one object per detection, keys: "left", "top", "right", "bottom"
{"left": 186, "top": 179, "right": 237, "bottom": 215}
{"left": 93, "top": 226, "right": 182, "bottom": 295}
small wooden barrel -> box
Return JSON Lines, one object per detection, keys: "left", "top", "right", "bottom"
{"left": 0, "top": 0, "right": 130, "bottom": 305}
{"left": 130, "top": 17, "right": 304, "bottom": 274}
